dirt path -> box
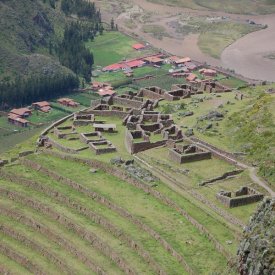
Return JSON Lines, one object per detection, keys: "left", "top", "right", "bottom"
{"left": 192, "top": 139, "right": 275, "bottom": 197}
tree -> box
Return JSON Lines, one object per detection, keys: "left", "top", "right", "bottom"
{"left": 111, "top": 18, "right": 115, "bottom": 30}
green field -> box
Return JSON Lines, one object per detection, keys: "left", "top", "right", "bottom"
{"left": 86, "top": 31, "right": 155, "bottom": 67}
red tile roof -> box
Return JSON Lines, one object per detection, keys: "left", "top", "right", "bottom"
{"left": 124, "top": 60, "right": 145, "bottom": 68}
{"left": 132, "top": 43, "right": 146, "bottom": 50}
{"left": 175, "top": 57, "right": 191, "bottom": 64}
{"left": 8, "top": 114, "right": 29, "bottom": 124}
{"left": 10, "top": 108, "right": 31, "bottom": 117}
{"left": 186, "top": 73, "right": 197, "bottom": 82}
{"left": 98, "top": 89, "right": 116, "bottom": 96}
{"left": 103, "top": 63, "right": 123, "bottom": 71}
{"left": 143, "top": 56, "right": 163, "bottom": 63}
{"left": 169, "top": 56, "right": 180, "bottom": 62}
{"left": 40, "top": 106, "right": 51, "bottom": 113}
{"left": 33, "top": 101, "right": 50, "bottom": 108}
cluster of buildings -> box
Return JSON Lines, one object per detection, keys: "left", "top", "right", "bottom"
{"left": 8, "top": 101, "right": 51, "bottom": 127}
{"left": 57, "top": 98, "right": 79, "bottom": 108}
{"left": 8, "top": 97, "right": 80, "bottom": 127}
{"left": 91, "top": 81, "right": 116, "bottom": 97}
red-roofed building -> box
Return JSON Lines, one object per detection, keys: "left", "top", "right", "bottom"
{"left": 199, "top": 68, "right": 217, "bottom": 77}
{"left": 8, "top": 114, "right": 29, "bottom": 127}
{"left": 97, "top": 89, "right": 116, "bottom": 97}
{"left": 132, "top": 43, "right": 146, "bottom": 50}
{"left": 167, "top": 56, "right": 180, "bottom": 63}
{"left": 124, "top": 60, "right": 145, "bottom": 69}
{"left": 32, "top": 101, "right": 51, "bottom": 113}
{"left": 102, "top": 63, "right": 123, "bottom": 72}
{"left": 10, "top": 108, "right": 32, "bottom": 118}
{"left": 57, "top": 98, "right": 79, "bottom": 107}
{"left": 175, "top": 57, "right": 192, "bottom": 66}
{"left": 186, "top": 73, "right": 198, "bottom": 82}
{"left": 91, "top": 81, "right": 111, "bottom": 91}
{"left": 143, "top": 56, "right": 163, "bottom": 65}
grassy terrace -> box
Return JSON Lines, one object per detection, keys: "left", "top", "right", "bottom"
{"left": 30, "top": 154, "right": 231, "bottom": 271}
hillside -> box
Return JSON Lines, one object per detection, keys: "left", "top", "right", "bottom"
{"left": 0, "top": 0, "right": 71, "bottom": 81}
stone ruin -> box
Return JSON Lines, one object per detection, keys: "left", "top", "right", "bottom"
{"left": 162, "top": 125, "right": 183, "bottom": 142}
{"left": 172, "top": 83, "right": 203, "bottom": 95}
{"left": 201, "top": 81, "right": 231, "bottom": 93}
{"left": 138, "top": 86, "right": 166, "bottom": 100}
{"left": 168, "top": 143, "right": 211, "bottom": 164}
{"left": 125, "top": 129, "right": 166, "bottom": 154}
{"left": 88, "top": 140, "right": 116, "bottom": 155}
{"left": 216, "top": 187, "right": 264, "bottom": 208}
{"left": 54, "top": 126, "right": 78, "bottom": 140}
{"left": 164, "top": 88, "right": 191, "bottom": 101}
{"left": 79, "top": 131, "right": 104, "bottom": 144}
{"left": 73, "top": 113, "right": 95, "bottom": 126}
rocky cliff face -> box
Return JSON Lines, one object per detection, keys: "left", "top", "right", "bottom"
{"left": 238, "top": 198, "right": 275, "bottom": 275}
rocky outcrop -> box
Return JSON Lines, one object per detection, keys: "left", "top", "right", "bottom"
{"left": 238, "top": 198, "right": 275, "bottom": 275}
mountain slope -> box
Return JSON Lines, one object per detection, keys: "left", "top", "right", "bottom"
{"left": 0, "top": 0, "right": 72, "bottom": 81}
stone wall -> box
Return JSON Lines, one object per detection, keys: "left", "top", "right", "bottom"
{"left": 0, "top": 169, "right": 165, "bottom": 275}
{"left": 79, "top": 132, "right": 103, "bottom": 144}
{"left": 169, "top": 148, "right": 211, "bottom": 163}
{"left": 47, "top": 137, "right": 88, "bottom": 154}
{"left": 138, "top": 87, "right": 166, "bottom": 100}
{"left": 1, "top": 188, "right": 135, "bottom": 275}
{"left": 164, "top": 89, "right": 191, "bottom": 101}
{"left": 20, "top": 157, "right": 196, "bottom": 274}
{"left": 189, "top": 136, "right": 243, "bottom": 167}
{"left": 125, "top": 129, "right": 166, "bottom": 154}
{"left": 112, "top": 97, "right": 143, "bottom": 109}
{"left": 88, "top": 140, "right": 117, "bottom": 155}
{"left": 31, "top": 152, "right": 232, "bottom": 262}
{"left": 88, "top": 110, "right": 129, "bottom": 119}
{"left": 216, "top": 187, "right": 264, "bottom": 208}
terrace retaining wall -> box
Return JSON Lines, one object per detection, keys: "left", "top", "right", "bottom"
{"left": 169, "top": 149, "right": 211, "bottom": 164}
{"left": 35, "top": 151, "right": 233, "bottom": 261}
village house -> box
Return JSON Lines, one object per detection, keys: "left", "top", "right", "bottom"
{"left": 132, "top": 43, "right": 146, "bottom": 50}
{"left": 199, "top": 68, "right": 217, "bottom": 77}
{"left": 103, "top": 59, "right": 145, "bottom": 72}
{"left": 57, "top": 98, "right": 79, "bottom": 108}
{"left": 10, "top": 107, "right": 32, "bottom": 118}
{"left": 166, "top": 56, "right": 180, "bottom": 64}
{"left": 122, "top": 60, "right": 145, "bottom": 69}
{"left": 143, "top": 56, "right": 164, "bottom": 66}
{"left": 102, "top": 63, "right": 122, "bottom": 72}
{"left": 32, "top": 101, "right": 51, "bottom": 113}
{"left": 97, "top": 89, "right": 116, "bottom": 97}
{"left": 186, "top": 73, "right": 198, "bottom": 82}
{"left": 175, "top": 57, "right": 191, "bottom": 67}
{"left": 8, "top": 113, "right": 29, "bottom": 127}
{"left": 91, "top": 81, "right": 111, "bottom": 91}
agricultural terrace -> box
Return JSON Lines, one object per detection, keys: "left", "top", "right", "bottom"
{"left": 1, "top": 78, "right": 273, "bottom": 274}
